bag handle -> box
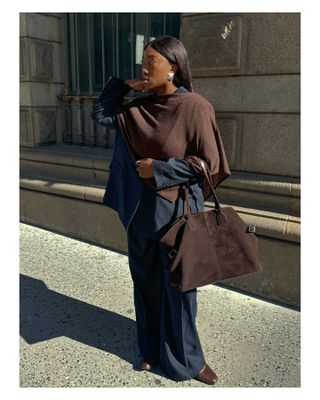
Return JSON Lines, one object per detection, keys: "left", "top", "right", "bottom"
{"left": 199, "top": 159, "right": 221, "bottom": 211}
{"left": 182, "top": 159, "right": 221, "bottom": 218}
{"left": 183, "top": 184, "right": 191, "bottom": 217}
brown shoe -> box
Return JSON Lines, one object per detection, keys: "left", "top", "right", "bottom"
{"left": 194, "top": 363, "right": 218, "bottom": 385}
{"left": 137, "top": 359, "right": 158, "bottom": 371}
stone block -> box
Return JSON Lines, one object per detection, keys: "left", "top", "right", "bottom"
{"left": 182, "top": 13, "right": 207, "bottom": 17}
{"left": 20, "top": 39, "right": 28, "bottom": 80}
{"left": 240, "top": 114, "right": 300, "bottom": 177}
{"left": 181, "top": 14, "right": 246, "bottom": 76}
{"left": 193, "top": 75, "right": 300, "bottom": 113}
{"left": 20, "top": 144, "right": 113, "bottom": 170}
{"left": 19, "top": 82, "right": 31, "bottom": 106}
{"left": 246, "top": 13, "right": 300, "bottom": 74}
{"left": 21, "top": 37, "right": 65, "bottom": 83}
{"left": 219, "top": 185, "right": 300, "bottom": 217}
{"left": 20, "top": 109, "right": 34, "bottom": 147}
{"left": 20, "top": 147, "right": 111, "bottom": 192}
{"left": 20, "top": 13, "right": 62, "bottom": 43}
{"left": 20, "top": 189, "right": 128, "bottom": 253}
{"left": 20, "top": 82, "right": 64, "bottom": 107}
{"left": 224, "top": 236, "right": 300, "bottom": 307}
{"left": 216, "top": 113, "right": 300, "bottom": 177}
{"left": 20, "top": 158, "right": 106, "bottom": 185}
{"left": 40, "top": 13, "right": 63, "bottom": 19}
{"left": 216, "top": 118, "right": 238, "bottom": 168}
{"left": 49, "top": 41, "right": 66, "bottom": 83}
{"left": 33, "top": 109, "right": 57, "bottom": 145}
{"left": 30, "top": 39, "right": 53, "bottom": 81}
{"left": 205, "top": 109, "right": 299, "bottom": 179}
{"left": 20, "top": 13, "right": 27, "bottom": 36}
{"left": 220, "top": 171, "right": 300, "bottom": 216}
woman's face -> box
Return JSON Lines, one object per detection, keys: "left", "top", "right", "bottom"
{"left": 141, "top": 45, "right": 178, "bottom": 93}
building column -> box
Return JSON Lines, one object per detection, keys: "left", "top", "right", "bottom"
{"left": 20, "top": 13, "right": 67, "bottom": 147}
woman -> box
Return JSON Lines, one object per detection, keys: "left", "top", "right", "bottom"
{"left": 91, "top": 36, "right": 230, "bottom": 385}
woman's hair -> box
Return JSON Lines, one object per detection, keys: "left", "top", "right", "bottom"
{"left": 143, "top": 35, "right": 193, "bottom": 92}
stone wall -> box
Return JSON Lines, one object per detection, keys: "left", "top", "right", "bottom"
{"left": 180, "top": 13, "right": 300, "bottom": 305}
{"left": 20, "top": 13, "right": 67, "bottom": 147}
{"left": 181, "top": 13, "right": 300, "bottom": 178}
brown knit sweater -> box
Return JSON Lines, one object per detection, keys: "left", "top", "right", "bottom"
{"left": 115, "top": 90, "right": 231, "bottom": 202}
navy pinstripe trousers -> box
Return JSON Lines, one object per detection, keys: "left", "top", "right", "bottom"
{"left": 126, "top": 217, "right": 206, "bottom": 381}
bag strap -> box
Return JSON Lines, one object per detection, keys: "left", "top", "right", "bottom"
{"left": 198, "top": 159, "right": 221, "bottom": 211}
{"left": 182, "top": 159, "right": 221, "bottom": 217}
{"left": 183, "top": 184, "right": 191, "bottom": 217}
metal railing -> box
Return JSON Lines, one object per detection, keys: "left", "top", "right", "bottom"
{"left": 58, "top": 93, "right": 114, "bottom": 148}
{"left": 58, "top": 91, "right": 148, "bottom": 148}
{"left": 60, "top": 13, "right": 181, "bottom": 147}
{"left": 65, "top": 13, "right": 180, "bottom": 96}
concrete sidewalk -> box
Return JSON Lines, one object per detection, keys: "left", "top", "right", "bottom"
{"left": 19, "top": 223, "right": 300, "bottom": 388}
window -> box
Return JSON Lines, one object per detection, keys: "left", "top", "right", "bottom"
{"left": 66, "top": 13, "right": 181, "bottom": 95}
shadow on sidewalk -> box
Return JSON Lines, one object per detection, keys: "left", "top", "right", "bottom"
{"left": 19, "top": 273, "right": 139, "bottom": 366}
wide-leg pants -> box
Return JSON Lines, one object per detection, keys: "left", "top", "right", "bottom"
{"left": 126, "top": 220, "right": 206, "bottom": 381}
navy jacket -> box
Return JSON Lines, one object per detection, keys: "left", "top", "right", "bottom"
{"left": 91, "top": 76, "right": 205, "bottom": 239}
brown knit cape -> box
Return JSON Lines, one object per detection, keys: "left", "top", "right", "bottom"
{"left": 115, "top": 90, "right": 231, "bottom": 202}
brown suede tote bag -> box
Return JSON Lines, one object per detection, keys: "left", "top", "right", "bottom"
{"left": 159, "top": 161, "right": 261, "bottom": 292}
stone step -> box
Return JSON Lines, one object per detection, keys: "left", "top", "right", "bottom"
{"left": 20, "top": 144, "right": 113, "bottom": 187}
{"left": 20, "top": 144, "right": 300, "bottom": 216}
{"left": 20, "top": 173, "right": 300, "bottom": 244}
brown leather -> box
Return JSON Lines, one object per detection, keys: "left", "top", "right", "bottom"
{"left": 195, "top": 363, "right": 218, "bottom": 385}
{"left": 138, "top": 361, "right": 153, "bottom": 371}
{"left": 160, "top": 160, "right": 261, "bottom": 292}
{"left": 137, "top": 359, "right": 158, "bottom": 371}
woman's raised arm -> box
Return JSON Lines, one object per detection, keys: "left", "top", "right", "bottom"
{"left": 90, "top": 76, "right": 132, "bottom": 127}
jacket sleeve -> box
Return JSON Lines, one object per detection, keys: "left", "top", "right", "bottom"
{"left": 91, "top": 76, "right": 132, "bottom": 127}
{"left": 152, "top": 157, "right": 203, "bottom": 190}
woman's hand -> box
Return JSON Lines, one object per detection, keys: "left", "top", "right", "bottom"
{"left": 124, "top": 79, "right": 148, "bottom": 92}
{"left": 135, "top": 158, "right": 155, "bottom": 178}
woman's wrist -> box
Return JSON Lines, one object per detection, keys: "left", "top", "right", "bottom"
{"left": 123, "top": 79, "right": 132, "bottom": 88}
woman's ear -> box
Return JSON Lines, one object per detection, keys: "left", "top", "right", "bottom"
{"left": 172, "top": 64, "right": 178, "bottom": 74}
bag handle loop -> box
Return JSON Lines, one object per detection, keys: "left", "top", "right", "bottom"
{"left": 198, "top": 159, "right": 221, "bottom": 211}
{"left": 182, "top": 159, "right": 221, "bottom": 218}
{"left": 183, "top": 184, "right": 191, "bottom": 217}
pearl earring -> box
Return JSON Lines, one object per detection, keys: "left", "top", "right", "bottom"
{"left": 167, "top": 71, "right": 174, "bottom": 80}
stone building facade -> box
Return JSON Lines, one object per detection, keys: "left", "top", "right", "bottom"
{"left": 20, "top": 13, "right": 300, "bottom": 307}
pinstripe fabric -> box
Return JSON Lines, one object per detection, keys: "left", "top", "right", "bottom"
{"left": 127, "top": 221, "right": 206, "bottom": 381}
